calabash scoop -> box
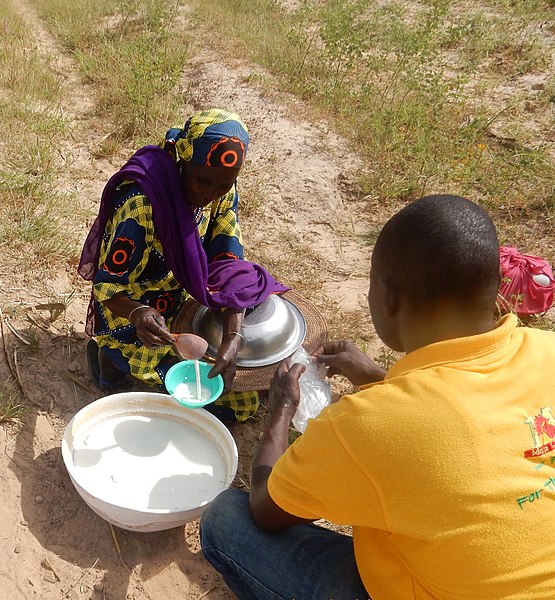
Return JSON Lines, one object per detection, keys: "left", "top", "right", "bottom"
{"left": 173, "top": 333, "right": 208, "bottom": 360}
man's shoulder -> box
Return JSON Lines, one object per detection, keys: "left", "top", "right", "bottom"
{"left": 519, "top": 323, "right": 555, "bottom": 340}
{"left": 514, "top": 323, "right": 555, "bottom": 360}
{"left": 325, "top": 386, "right": 412, "bottom": 431}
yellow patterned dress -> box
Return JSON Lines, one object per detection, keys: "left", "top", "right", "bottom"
{"left": 92, "top": 180, "right": 258, "bottom": 421}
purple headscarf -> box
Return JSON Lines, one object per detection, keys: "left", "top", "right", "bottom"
{"left": 78, "top": 145, "right": 289, "bottom": 331}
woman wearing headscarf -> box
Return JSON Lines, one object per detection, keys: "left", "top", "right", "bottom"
{"left": 79, "top": 109, "right": 288, "bottom": 422}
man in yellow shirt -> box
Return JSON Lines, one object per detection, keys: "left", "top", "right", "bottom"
{"left": 200, "top": 194, "right": 555, "bottom": 599}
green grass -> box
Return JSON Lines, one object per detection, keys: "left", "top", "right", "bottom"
{"left": 0, "top": 385, "right": 28, "bottom": 426}
{"left": 0, "top": 0, "right": 86, "bottom": 424}
{"left": 30, "top": 0, "right": 189, "bottom": 147}
{"left": 0, "top": 0, "right": 192, "bottom": 277}
{"left": 186, "top": 0, "right": 555, "bottom": 258}
{"left": 0, "top": 0, "right": 82, "bottom": 273}
{"left": 0, "top": 2, "right": 61, "bottom": 101}
{"left": 19, "top": 0, "right": 553, "bottom": 260}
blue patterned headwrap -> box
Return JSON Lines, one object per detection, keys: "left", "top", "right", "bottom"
{"left": 164, "top": 108, "right": 249, "bottom": 168}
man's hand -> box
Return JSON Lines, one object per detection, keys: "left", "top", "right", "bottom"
{"left": 313, "top": 340, "right": 386, "bottom": 386}
{"left": 268, "top": 360, "right": 305, "bottom": 420}
{"left": 248, "top": 359, "right": 311, "bottom": 532}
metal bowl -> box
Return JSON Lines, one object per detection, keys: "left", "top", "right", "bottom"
{"left": 192, "top": 295, "right": 307, "bottom": 367}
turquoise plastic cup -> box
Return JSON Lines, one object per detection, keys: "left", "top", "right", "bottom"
{"left": 165, "top": 360, "right": 224, "bottom": 408}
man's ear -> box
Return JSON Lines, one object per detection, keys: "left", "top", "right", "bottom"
{"left": 377, "top": 277, "right": 399, "bottom": 317}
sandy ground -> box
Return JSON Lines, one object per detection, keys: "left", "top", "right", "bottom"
{"left": 1, "top": 1, "right": 554, "bottom": 599}
{"left": 0, "top": 1, "right": 382, "bottom": 599}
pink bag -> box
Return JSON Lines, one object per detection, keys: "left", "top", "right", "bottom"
{"left": 498, "top": 246, "right": 555, "bottom": 315}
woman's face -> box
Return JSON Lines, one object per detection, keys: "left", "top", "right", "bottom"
{"left": 181, "top": 162, "right": 240, "bottom": 208}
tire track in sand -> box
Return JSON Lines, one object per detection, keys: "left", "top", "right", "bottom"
{"left": 178, "top": 43, "right": 382, "bottom": 322}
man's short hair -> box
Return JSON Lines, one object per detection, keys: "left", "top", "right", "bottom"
{"left": 371, "top": 194, "right": 501, "bottom": 309}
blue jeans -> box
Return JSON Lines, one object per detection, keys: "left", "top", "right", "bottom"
{"left": 200, "top": 489, "right": 370, "bottom": 600}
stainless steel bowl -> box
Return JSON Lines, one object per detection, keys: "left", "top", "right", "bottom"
{"left": 191, "top": 295, "right": 307, "bottom": 368}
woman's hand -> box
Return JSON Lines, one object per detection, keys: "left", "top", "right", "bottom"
{"left": 208, "top": 308, "right": 245, "bottom": 392}
{"left": 312, "top": 340, "right": 386, "bottom": 386}
{"left": 208, "top": 333, "right": 241, "bottom": 392}
{"left": 103, "top": 294, "right": 175, "bottom": 349}
{"left": 130, "top": 307, "right": 175, "bottom": 348}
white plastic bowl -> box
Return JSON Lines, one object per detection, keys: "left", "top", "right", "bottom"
{"left": 61, "top": 392, "right": 238, "bottom": 532}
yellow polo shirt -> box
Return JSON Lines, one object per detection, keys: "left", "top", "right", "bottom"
{"left": 268, "top": 315, "right": 555, "bottom": 599}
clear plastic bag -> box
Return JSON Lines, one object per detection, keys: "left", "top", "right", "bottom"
{"left": 288, "top": 347, "right": 332, "bottom": 433}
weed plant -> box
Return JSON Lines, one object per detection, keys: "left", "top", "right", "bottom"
{"left": 0, "top": 384, "right": 28, "bottom": 426}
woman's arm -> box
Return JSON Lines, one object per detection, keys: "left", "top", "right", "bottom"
{"left": 94, "top": 191, "right": 173, "bottom": 347}
{"left": 103, "top": 293, "right": 174, "bottom": 347}
{"left": 208, "top": 308, "right": 245, "bottom": 391}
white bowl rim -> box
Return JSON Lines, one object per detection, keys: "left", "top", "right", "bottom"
{"left": 61, "top": 392, "right": 238, "bottom": 516}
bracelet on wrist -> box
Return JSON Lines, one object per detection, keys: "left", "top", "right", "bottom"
{"left": 128, "top": 304, "right": 150, "bottom": 325}
{"left": 222, "top": 331, "right": 246, "bottom": 344}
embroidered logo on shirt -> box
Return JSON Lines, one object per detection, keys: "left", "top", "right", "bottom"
{"left": 523, "top": 406, "right": 555, "bottom": 458}
{"left": 103, "top": 236, "right": 135, "bottom": 276}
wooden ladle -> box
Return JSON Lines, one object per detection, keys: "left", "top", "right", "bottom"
{"left": 173, "top": 333, "right": 208, "bottom": 361}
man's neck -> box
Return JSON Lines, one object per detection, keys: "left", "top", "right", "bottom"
{"left": 399, "top": 304, "right": 497, "bottom": 354}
